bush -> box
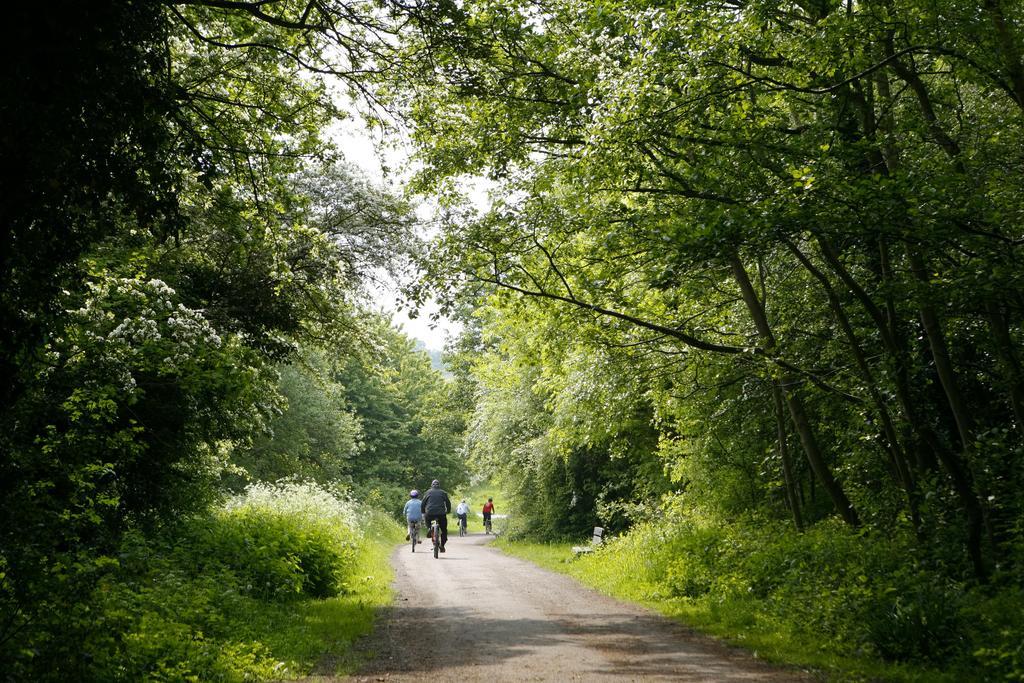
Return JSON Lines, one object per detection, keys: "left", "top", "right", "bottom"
{"left": 861, "top": 575, "right": 964, "bottom": 663}
{"left": 3, "top": 481, "right": 379, "bottom": 681}
{"left": 88, "top": 564, "right": 286, "bottom": 682}
{"left": 570, "top": 510, "right": 1001, "bottom": 673}
{"left": 188, "top": 481, "right": 363, "bottom": 600}
{"left": 660, "top": 522, "right": 728, "bottom": 599}
{"left": 965, "top": 587, "right": 1024, "bottom": 682}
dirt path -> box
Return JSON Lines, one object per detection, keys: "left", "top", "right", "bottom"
{"left": 314, "top": 532, "right": 816, "bottom": 682}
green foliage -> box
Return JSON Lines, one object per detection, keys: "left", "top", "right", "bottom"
{"left": 392, "top": 0, "right": 1024, "bottom": 582}
{"left": 6, "top": 0, "right": 1024, "bottom": 679}
{"left": 502, "top": 512, "right": 1022, "bottom": 680}
{"left": 0, "top": 1, "right": 462, "bottom": 680}
{"left": 1, "top": 0, "right": 179, "bottom": 405}
{"left": 232, "top": 354, "right": 361, "bottom": 487}
{"left": 4, "top": 482, "right": 399, "bottom": 681}
{"left": 335, "top": 319, "right": 470, "bottom": 513}
{"left": 0, "top": 273, "right": 279, "bottom": 672}
{"left": 88, "top": 565, "right": 287, "bottom": 683}
{"left": 463, "top": 313, "right": 672, "bottom": 541}
{"left": 196, "top": 482, "right": 363, "bottom": 600}
{"left": 0, "top": 3, "right": 434, "bottom": 668}
{"left": 968, "top": 588, "right": 1024, "bottom": 683}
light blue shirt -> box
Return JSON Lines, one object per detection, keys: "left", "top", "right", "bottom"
{"left": 404, "top": 498, "right": 423, "bottom": 521}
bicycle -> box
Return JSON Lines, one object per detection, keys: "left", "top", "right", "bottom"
{"left": 483, "top": 516, "right": 492, "bottom": 535}
{"left": 409, "top": 520, "right": 420, "bottom": 553}
{"left": 430, "top": 519, "right": 441, "bottom": 559}
{"left": 458, "top": 515, "right": 467, "bottom": 537}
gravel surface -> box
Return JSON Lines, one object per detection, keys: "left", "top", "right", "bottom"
{"left": 308, "top": 532, "right": 816, "bottom": 682}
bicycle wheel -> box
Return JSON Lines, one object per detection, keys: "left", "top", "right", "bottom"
{"left": 410, "top": 524, "right": 417, "bottom": 552}
{"left": 432, "top": 524, "right": 440, "bottom": 559}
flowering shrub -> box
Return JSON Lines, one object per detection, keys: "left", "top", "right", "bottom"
{"left": 191, "top": 481, "right": 364, "bottom": 599}
{"left": 32, "top": 273, "right": 278, "bottom": 532}
{"left": 52, "top": 277, "right": 230, "bottom": 398}
{"left": 64, "top": 482, "right": 388, "bottom": 681}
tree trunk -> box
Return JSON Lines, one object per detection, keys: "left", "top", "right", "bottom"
{"left": 787, "top": 239, "right": 921, "bottom": 531}
{"left": 982, "top": 0, "right": 1024, "bottom": 110}
{"left": 816, "top": 236, "right": 946, "bottom": 472}
{"left": 906, "top": 249, "right": 988, "bottom": 579}
{"left": 729, "top": 252, "right": 860, "bottom": 526}
{"left": 985, "top": 301, "right": 1024, "bottom": 435}
{"left": 772, "top": 382, "right": 804, "bottom": 531}
{"left": 877, "top": 239, "right": 941, "bottom": 472}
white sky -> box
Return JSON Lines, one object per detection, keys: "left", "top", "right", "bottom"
{"left": 329, "top": 113, "right": 463, "bottom": 352}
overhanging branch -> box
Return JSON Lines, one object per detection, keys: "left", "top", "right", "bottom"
{"left": 475, "top": 267, "right": 864, "bottom": 403}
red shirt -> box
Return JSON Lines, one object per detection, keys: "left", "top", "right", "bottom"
{"left": 482, "top": 502, "right": 495, "bottom": 514}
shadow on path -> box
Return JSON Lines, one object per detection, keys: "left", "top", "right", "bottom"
{"left": 351, "top": 604, "right": 809, "bottom": 681}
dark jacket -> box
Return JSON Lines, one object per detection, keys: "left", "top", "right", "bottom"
{"left": 420, "top": 487, "right": 451, "bottom": 516}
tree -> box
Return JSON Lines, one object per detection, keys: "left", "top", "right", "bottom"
{"left": 0, "top": 1, "right": 417, "bottom": 671}
{"left": 385, "top": 0, "right": 1024, "bottom": 577}
{"left": 230, "top": 351, "right": 362, "bottom": 486}
{"left": 333, "top": 318, "right": 470, "bottom": 513}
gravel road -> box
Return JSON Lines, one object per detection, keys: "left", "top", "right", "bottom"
{"left": 312, "top": 531, "right": 815, "bottom": 682}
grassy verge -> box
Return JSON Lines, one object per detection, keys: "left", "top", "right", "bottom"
{"left": 236, "top": 510, "right": 405, "bottom": 677}
{"left": 495, "top": 538, "right": 958, "bottom": 683}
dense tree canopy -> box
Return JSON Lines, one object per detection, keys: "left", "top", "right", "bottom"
{"left": 387, "top": 0, "right": 1024, "bottom": 580}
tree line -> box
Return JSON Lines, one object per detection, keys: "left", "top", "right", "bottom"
{"left": 0, "top": 2, "right": 466, "bottom": 675}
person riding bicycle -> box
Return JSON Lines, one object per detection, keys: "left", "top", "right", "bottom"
{"left": 420, "top": 479, "right": 451, "bottom": 552}
{"left": 403, "top": 489, "right": 423, "bottom": 544}
{"left": 455, "top": 499, "right": 469, "bottom": 533}
{"left": 482, "top": 497, "right": 495, "bottom": 532}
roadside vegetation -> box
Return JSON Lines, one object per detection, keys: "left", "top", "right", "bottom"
{"left": 391, "top": 1, "right": 1024, "bottom": 680}
{"left": 500, "top": 523, "right": 1023, "bottom": 682}
{"left": 1, "top": 3, "right": 467, "bottom": 678}
{"left": 10, "top": 482, "right": 404, "bottom": 681}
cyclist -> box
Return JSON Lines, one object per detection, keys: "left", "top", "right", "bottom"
{"left": 482, "top": 497, "right": 495, "bottom": 533}
{"left": 420, "top": 479, "right": 451, "bottom": 552}
{"left": 455, "top": 499, "right": 470, "bottom": 534}
{"left": 403, "top": 489, "right": 423, "bottom": 546}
